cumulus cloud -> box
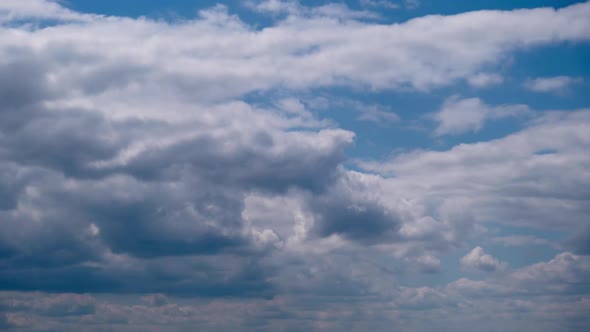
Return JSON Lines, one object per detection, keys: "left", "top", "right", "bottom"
{"left": 461, "top": 247, "right": 507, "bottom": 272}
{"left": 359, "top": 109, "right": 590, "bottom": 233}
{"left": 432, "top": 96, "right": 530, "bottom": 136}
{"left": 452, "top": 252, "right": 590, "bottom": 296}
{"left": 0, "top": 1, "right": 589, "bottom": 331}
{"left": 0, "top": 0, "right": 587, "bottom": 101}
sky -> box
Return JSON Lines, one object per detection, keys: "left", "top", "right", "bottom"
{"left": 0, "top": 0, "right": 589, "bottom": 331}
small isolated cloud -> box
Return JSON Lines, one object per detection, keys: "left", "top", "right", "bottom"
{"left": 360, "top": 0, "right": 399, "bottom": 10}
{"left": 523, "top": 76, "right": 583, "bottom": 94}
{"left": 467, "top": 73, "right": 504, "bottom": 88}
{"left": 461, "top": 247, "right": 507, "bottom": 272}
{"left": 250, "top": 0, "right": 378, "bottom": 19}
{"left": 246, "top": 0, "right": 300, "bottom": 15}
{"left": 432, "top": 96, "right": 529, "bottom": 136}
{"left": 0, "top": 0, "right": 89, "bottom": 22}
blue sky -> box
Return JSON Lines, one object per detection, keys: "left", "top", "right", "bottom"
{"left": 0, "top": 1, "right": 589, "bottom": 331}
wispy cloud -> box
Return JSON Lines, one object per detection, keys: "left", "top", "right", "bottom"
{"left": 523, "top": 76, "right": 583, "bottom": 93}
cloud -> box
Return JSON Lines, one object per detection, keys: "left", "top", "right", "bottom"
{"left": 0, "top": 0, "right": 90, "bottom": 23}
{"left": 490, "top": 235, "right": 556, "bottom": 248}
{"left": 1, "top": 252, "right": 588, "bottom": 331}
{"left": 461, "top": 247, "right": 507, "bottom": 272}
{"left": 357, "top": 105, "right": 400, "bottom": 125}
{"left": 0, "top": 0, "right": 587, "bottom": 101}
{"left": 451, "top": 252, "right": 590, "bottom": 296}
{"left": 360, "top": 0, "right": 399, "bottom": 10}
{"left": 432, "top": 96, "right": 530, "bottom": 136}
{"left": 524, "top": 76, "right": 583, "bottom": 93}
{"left": 359, "top": 109, "right": 590, "bottom": 236}
{"left": 306, "top": 171, "right": 402, "bottom": 243}
{"left": 467, "top": 72, "right": 504, "bottom": 88}
{"left": 248, "top": 0, "right": 378, "bottom": 20}
{"left": 0, "top": 2, "right": 588, "bottom": 330}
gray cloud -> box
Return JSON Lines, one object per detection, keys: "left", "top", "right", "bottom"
{"left": 306, "top": 172, "right": 402, "bottom": 243}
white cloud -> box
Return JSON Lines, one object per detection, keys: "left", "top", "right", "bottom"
{"left": 461, "top": 246, "right": 507, "bottom": 272}
{"left": 467, "top": 72, "right": 504, "bottom": 88}
{"left": 0, "top": 0, "right": 90, "bottom": 22}
{"left": 524, "top": 76, "right": 583, "bottom": 93}
{"left": 360, "top": 0, "right": 399, "bottom": 10}
{"left": 247, "top": 0, "right": 301, "bottom": 15}
{"left": 512, "top": 252, "right": 590, "bottom": 285}
{"left": 0, "top": 0, "right": 588, "bottom": 102}
{"left": 359, "top": 109, "right": 590, "bottom": 234}
{"left": 432, "top": 96, "right": 530, "bottom": 136}
{"left": 0, "top": 2, "right": 589, "bottom": 330}
{"left": 249, "top": 0, "right": 378, "bottom": 19}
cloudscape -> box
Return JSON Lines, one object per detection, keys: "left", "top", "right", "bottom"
{"left": 0, "top": 1, "right": 589, "bottom": 331}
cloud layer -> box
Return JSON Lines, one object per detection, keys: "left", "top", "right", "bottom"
{"left": 0, "top": 1, "right": 589, "bottom": 331}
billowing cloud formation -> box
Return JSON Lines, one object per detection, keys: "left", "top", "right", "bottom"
{"left": 0, "top": 1, "right": 589, "bottom": 331}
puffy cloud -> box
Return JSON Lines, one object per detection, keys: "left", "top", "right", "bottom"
{"left": 461, "top": 247, "right": 507, "bottom": 272}
{"left": 0, "top": 0, "right": 90, "bottom": 22}
{"left": 432, "top": 96, "right": 530, "bottom": 136}
{"left": 0, "top": 0, "right": 588, "bottom": 102}
{"left": 512, "top": 252, "right": 590, "bottom": 291}
{"left": 0, "top": 1, "right": 589, "bottom": 330}
{"left": 451, "top": 252, "right": 590, "bottom": 296}
{"left": 306, "top": 171, "right": 402, "bottom": 243}
{"left": 359, "top": 109, "right": 590, "bottom": 233}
